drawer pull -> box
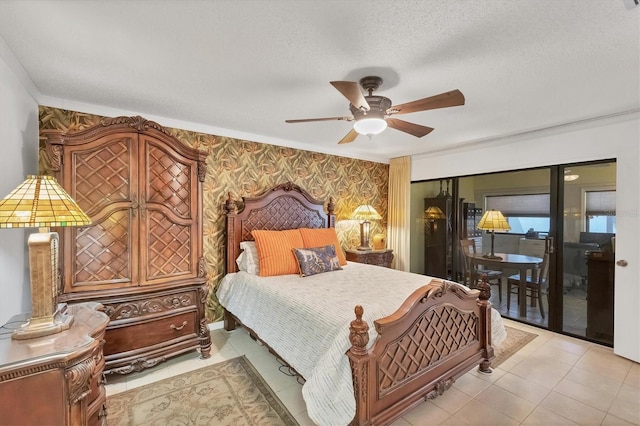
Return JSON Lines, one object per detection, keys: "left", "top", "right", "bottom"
{"left": 170, "top": 321, "right": 188, "bottom": 331}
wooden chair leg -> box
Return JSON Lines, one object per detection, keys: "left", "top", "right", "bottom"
{"left": 506, "top": 281, "right": 511, "bottom": 310}
{"left": 538, "top": 287, "right": 545, "bottom": 319}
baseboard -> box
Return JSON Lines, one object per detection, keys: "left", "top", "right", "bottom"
{"left": 208, "top": 320, "right": 224, "bottom": 331}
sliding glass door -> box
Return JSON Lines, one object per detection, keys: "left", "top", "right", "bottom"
{"left": 559, "top": 162, "right": 616, "bottom": 345}
{"left": 410, "top": 160, "right": 616, "bottom": 346}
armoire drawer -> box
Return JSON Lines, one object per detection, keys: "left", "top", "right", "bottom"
{"left": 103, "top": 310, "right": 198, "bottom": 356}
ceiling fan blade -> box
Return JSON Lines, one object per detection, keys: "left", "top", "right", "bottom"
{"left": 389, "top": 89, "right": 465, "bottom": 115}
{"left": 386, "top": 118, "right": 434, "bottom": 138}
{"left": 285, "top": 116, "right": 352, "bottom": 123}
{"left": 330, "top": 81, "right": 370, "bottom": 111}
{"left": 338, "top": 128, "right": 359, "bottom": 144}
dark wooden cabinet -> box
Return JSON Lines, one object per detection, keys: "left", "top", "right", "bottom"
{"left": 0, "top": 303, "right": 109, "bottom": 426}
{"left": 345, "top": 249, "right": 394, "bottom": 268}
{"left": 586, "top": 251, "right": 614, "bottom": 344}
{"left": 424, "top": 197, "right": 463, "bottom": 279}
{"left": 43, "top": 116, "right": 211, "bottom": 375}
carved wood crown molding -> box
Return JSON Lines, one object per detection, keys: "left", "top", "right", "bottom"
{"left": 42, "top": 116, "right": 209, "bottom": 171}
{"left": 100, "top": 115, "right": 172, "bottom": 136}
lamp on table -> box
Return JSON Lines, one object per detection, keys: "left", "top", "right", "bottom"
{"left": 352, "top": 204, "right": 382, "bottom": 251}
{"left": 424, "top": 206, "right": 446, "bottom": 234}
{"left": 477, "top": 209, "right": 511, "bottom": 260}
{"left": 0, "top": 175, "right": 91, "bottom": 339}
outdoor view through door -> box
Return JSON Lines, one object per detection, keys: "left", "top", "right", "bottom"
{"left": 409, "top": 160, "right": 616, "bottom": 346}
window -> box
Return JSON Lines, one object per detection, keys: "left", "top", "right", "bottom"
{"left": 585, "top": 190, "right": 616, "bottom": 233}
{"left": 486, "top": 193, "right": 550, "bottom": 234}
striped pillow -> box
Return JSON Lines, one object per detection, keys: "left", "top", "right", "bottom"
{"left": 299, "top": 228, "right": 347, "bottom": 266}
{"left": 252, "top": 229, "right": 304, "bottom": 277}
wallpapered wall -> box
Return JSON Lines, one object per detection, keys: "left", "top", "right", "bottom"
{"left": 39, "top": 106, "right": 390, "bottom": 322}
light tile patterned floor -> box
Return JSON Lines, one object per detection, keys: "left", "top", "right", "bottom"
{"left": 105, "top": 319, "right": 639, "bottom": 425}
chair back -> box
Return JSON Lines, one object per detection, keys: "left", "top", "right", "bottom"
{"left": 536, "top": 237, "right": 553, "bottom": 289}
{"left": 459, "top": 239, "right": 476, "bottom": 285}
{"left": 460, "top": 239, "right": 477, "bottom": 256}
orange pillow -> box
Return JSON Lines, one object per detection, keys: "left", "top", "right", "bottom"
{"left": 299, "top": 228, "right": 347, "bottom": 266}
{"left": 252, "top": 229, "right": 304, "bottom": 277}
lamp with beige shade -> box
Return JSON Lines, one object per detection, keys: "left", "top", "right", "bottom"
{"left": 477, "top": 209, "right": 511, "bottom": 260}
{"left": 352, "top": 204, "right": 382, "bottom": 251}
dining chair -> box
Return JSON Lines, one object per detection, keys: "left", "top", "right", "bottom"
{"left": 506, "top": 237, "right": 551, "bottom": 318}
{"left": 459, "top": 239, "right": 503, "bottom": 301}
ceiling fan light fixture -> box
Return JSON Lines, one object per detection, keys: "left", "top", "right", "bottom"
{"left": 353, "top": 117, "right": 387, "bottom": 136}
{"left": 564, "top": 169, "right": 579, "bottom": 181}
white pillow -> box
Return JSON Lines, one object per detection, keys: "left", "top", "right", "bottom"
{"left": 236, "top": 241, "right": 260, "bottom": 275}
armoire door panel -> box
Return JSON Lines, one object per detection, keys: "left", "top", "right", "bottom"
{"left": 66, "top": 134, "right": 138, "bottom": 216}
{"left": 141, "top": 210, "right": 195, "bottom": 284}
{"left": 64, "top": 208, "right": 138, "bottom": 292}
{"left": 143, "top": 137, "right": 196, "bottom": 219}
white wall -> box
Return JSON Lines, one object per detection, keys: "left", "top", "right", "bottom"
{"left": 0, "top": 44, "right": 39, "bottom": 324}
{"left": 412, "top": 115, "right": 640, "bottom": 362}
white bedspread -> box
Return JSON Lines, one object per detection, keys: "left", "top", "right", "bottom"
{"left": 216, "top": 262, "right": 505, "bottom": 426}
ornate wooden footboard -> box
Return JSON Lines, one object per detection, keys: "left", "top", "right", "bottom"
{"left": 348, "top": 279, "right": 493, "bottom": 426}
{"left": 222, "top": 182, "right": 493, "bottom": 426}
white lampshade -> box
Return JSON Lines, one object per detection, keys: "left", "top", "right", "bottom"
{"left": 353, "top": 118, "right": 387, "bottom": 136}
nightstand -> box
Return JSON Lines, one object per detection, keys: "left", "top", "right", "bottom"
{"left": 345, "top": 248, "right": 394, "bottom": 268}
{"left": 0, "top": 302, "right": 109, "bottom": 425}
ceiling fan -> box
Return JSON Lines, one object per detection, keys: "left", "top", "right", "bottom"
{"left": 285, "top": 76, "right": 465, "bottom": 144}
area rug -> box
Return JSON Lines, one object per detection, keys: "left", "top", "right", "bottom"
{"left": 106, "top": 356, "right": 298, "bottom": 426}
{"left": 493, "top": 325, "right": 538, "bottom": 368}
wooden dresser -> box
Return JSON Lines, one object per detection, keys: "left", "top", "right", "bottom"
{"left": 345, "top": 248, "right": 394, "bottom": 268}
{"left": 0, "top": 303, "right": 109, "bottom": 426}
{"left": 43, "top": 116, "right": 211, "bottom": 375}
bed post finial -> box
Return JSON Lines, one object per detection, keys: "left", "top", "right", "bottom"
{"left": 349, "top": 305, "right": 369, "bottom": 356}
{"left": 477, "top": 273, "right": 491, "bottom": 301}
{"left": 327, "top": 197, "right": 335, "bottom": 215}
{"left": 225, "top": 192, "right": 238, "bottom": 214}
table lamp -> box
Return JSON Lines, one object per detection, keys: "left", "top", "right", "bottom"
{"left": 0, "top": 175, "right": 91, "bottom": 339}
{"left": 477, "top": 209, "right": 511, "bottom": 260}
{"left": 424, "top": 206, "right": 446, "bottom": 234}
{"left": 352, "top": 204, "right": 382, "bottom": 251}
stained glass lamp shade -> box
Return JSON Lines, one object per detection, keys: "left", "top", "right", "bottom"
{"left": 352, "top": 204, "right": 382, "bottom": 251}
{"left": 0, "top": 175, "right": 91, "bottom": 339}
{"left": 477, "top": 209, "right": 511, "bottom": 260}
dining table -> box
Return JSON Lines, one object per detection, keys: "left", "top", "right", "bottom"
{"left": 467, "top": 252, "right": 543, "bottom": 317}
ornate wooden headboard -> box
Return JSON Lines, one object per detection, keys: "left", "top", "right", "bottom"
{"left": 223, "top": 182, "right": 335, "bottom": 273}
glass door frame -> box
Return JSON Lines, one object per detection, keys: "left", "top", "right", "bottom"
{"left": 412, "top": 159, "right": 616, "bottom": 345}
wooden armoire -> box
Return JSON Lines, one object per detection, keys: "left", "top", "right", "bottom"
{"left": 43, "top": 116, "right": 211, "bottom": 375}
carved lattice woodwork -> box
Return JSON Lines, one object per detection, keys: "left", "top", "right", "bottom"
{"left": 74, "top": 210, "right": 132, "bottom": 284}
{"left": 242, "top": 197, "right": 326, "bottom": 241}
{"left": 377, "top": 305, "right": 477, "bottom": 395}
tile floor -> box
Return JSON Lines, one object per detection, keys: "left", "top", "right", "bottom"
{"left": 105, "top": 320, "right": 639, "bottom": 425}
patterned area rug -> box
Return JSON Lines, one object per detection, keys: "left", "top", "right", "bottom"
{"left": 493, "top": 325, "right": 538, "bottom": 368}
{"left": 106, "top": 356, "right": 298, "bottom": 426}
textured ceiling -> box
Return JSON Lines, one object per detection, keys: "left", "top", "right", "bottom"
{"left": 0, "top": 0, "right": 638, "bottom": 163}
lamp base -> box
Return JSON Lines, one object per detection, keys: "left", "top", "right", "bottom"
{"left": 356, "top": 246, "right": 373, "bottom": 251}
{"left": 12, "top": 303, "right": 74, "bottom": 340}
{"left": 482, "top": 254, "right": 503, "bottom": 260}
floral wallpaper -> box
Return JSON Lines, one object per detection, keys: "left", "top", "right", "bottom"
{"left": 39, "top": 106, "right": 389, "bottom": 322}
